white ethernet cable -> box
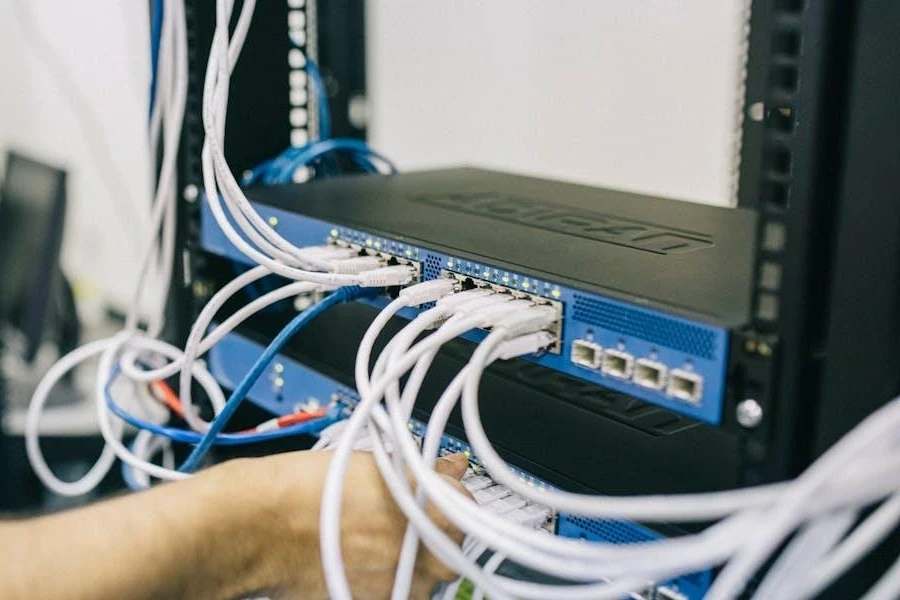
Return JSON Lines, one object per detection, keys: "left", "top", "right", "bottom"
{"left": 380, "top": 299, "right": 546, "bottom": 599}
{"left": 800, "top": 493, "right": 900, "bottom": 598}
{"left": 361, "top": 325, "right": 657, "bottom": 599}
{"left": 332, "top": 292, "right": 900, "bottom": 598}
{"left": 862, "top": 553, "right": 900, "bottom": 600}
{"left": 750, "top": 508, "right": 858, "bottom": 599}
{"left": 26, "top": 0, "right": 191, "bottom": 496}
{"left": 367, "top": 309, "right": 670, "bottom": 594}
{"left": 327, "top": 298, "right": 642, "bottom": 600}
{"left": 703, "top": 407, "right": 900, "bottom": 600}
{"left": 390, "top": 332, "right": 556, "bottom": 599}
{"left": 200, "top": 0, "right": 343, "bottom": 279}
{"left": 138, "top": 0, "right": 187, "bottom": 339}
{"left": 125, "top": 429, "right": 177, "bottom": 491}
{"left": 442, "top": 332, "right": 900, "bottom": 596}
{"left": 366, "top": 383, "right": 898, "bottom": 596}
{"left": 193, "top": 2, "right": 900, "bottom": 593}
{"left": 199, "top": 0, "right": 415, "bottom": 290}
{"left": 357, "top": 303, "right": 703, "bottom": 593}
{"left": 320, "top": 284, "right": 515, "bottom": 600}
{"left": 28, "top": 0, "right": 414, "bottom": 494}
{"left": 94, "top": 271, "right": 328, "bottom": 482}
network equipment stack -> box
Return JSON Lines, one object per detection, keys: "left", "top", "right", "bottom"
{"left": 173, "top": 1, "right": 900, "bottom": 597}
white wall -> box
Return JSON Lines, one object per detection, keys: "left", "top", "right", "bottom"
{"left": 0, "top": 1, "right": 745, "bottom": 313}
{"left": 0, "top": 0, "right": 153, "bottom": 314}
{"left": 367, "top": 1, "right": 746, "bottom": 206}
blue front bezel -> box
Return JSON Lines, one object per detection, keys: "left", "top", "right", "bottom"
{"left": 201, "top": 202, "right": 729, "bottom": 424}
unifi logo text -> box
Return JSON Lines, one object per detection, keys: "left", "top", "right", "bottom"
{"left": 411, "top": 193, "right": 714, "bottom": 255}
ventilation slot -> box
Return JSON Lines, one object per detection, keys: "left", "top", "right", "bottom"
{"left": 572, "top": 295, "right": 717, "bottom": 361}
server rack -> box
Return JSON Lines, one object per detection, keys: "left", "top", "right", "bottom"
{"left": 174, "top": 1, "right": 900, "bottom": 594}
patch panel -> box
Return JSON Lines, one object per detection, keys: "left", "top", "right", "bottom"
{"left": 201, "top": 199, "right": 730, "bottom": 424}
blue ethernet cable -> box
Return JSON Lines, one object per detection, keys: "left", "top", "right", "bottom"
{"left": 118, "top": 405, "right": 340, "bottom": 492}
{"left": 105, "top": 369, "right": 341, "bottom": 446}
{"left": 243, "top": 140, "right": 395, "bottom": 186}
{"left": 305, "top": 58, "right": 331, "bottom": 141}
{"left": 350, "top": 152, "right": 379, "bottom": 174}
{"left": 242, "top": 55, "right": 397, "bottom": 187}
{"left": 179, "top": 285, "right": 378, "bottom": 472}
{"left": 265, "top": 138, "right": 398, "bottom": 184}
{"left": 148, "top": 0, "right": 164, "bottom": 118}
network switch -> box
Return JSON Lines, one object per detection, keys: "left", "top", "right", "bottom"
{"left": 200, "top": 168, "right": 755, "bottom": 424}
{"left": 205, "top": 329, "right": 713, "bottom": 599}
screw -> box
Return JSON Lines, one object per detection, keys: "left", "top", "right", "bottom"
{"left": 736, "top": 399, "right": 764, "bottom": 428}
{"left": 748, "top": 101, "right": 764, "bottom": 122}
{"left": 183, "top": 184, "right": 199, "bottom": 202}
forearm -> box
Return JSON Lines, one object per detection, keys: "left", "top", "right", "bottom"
{"left": 0, "top": 451, "right": 465, "bottom": 599}
{"left": 0, "top": 459, "right": 296, "bottom": 600}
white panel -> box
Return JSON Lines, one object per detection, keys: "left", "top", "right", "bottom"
{"left": 0, "top": 0, "right": 154, "bottom": 316}
{"left": 367, "top": 1, "right": 746, "bottom": 206}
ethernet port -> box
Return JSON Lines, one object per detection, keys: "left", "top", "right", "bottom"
{"left": 667, "top": 369, "right": 704, "bottom": 404}
{"left": 460, "top": 277, "right": 478, "bottom": 291}
{"left": 570, "top": 340, "right": 602, "bottom": 370}
{"left": 601, "top": 349, "right": 634, "bottom": 379}
{"left": 633, "top": 358, "right": 667, "bottom": 391}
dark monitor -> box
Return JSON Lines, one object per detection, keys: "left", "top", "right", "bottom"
{"left": 0, "top": 151, "right": 68, "bottom": 362}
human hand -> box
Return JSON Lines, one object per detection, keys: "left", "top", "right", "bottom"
{"left": 213, "top": 450, "right": 471, "bottom": 600}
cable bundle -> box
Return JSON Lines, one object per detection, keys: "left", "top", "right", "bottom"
{"left": 319, "top": 282, "right": 900, "bottom": 599}
{"left": 26, "top": 0, "right": 410, "bottom": 496}
{"left": 22, "top": 2, "right": 900, "bottom": 598}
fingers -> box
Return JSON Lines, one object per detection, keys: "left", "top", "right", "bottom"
{"left": 434, "top": 452, "right": 468, "bottom": 480}
{"left": 417, "top": 474, "right": 473, "bottom": 587}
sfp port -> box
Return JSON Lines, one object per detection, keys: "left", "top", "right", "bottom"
{"left": 570, "top": 339, "right": 602, "bottom": 370}
{"left": 667, "top": 369, "right": 704, "bottom": 404}
{"left": 601, "top": 348, "right": 634, "bottom": 379}
{"left": 633, "top": 358, "right": 668, "bottom": 391}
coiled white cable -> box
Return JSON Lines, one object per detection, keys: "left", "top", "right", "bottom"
{"left": 26, "top": 0, "right": 190, "bottom": 496}
{"left": 328, "top": 295, "right": 900, "bottom": 598}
